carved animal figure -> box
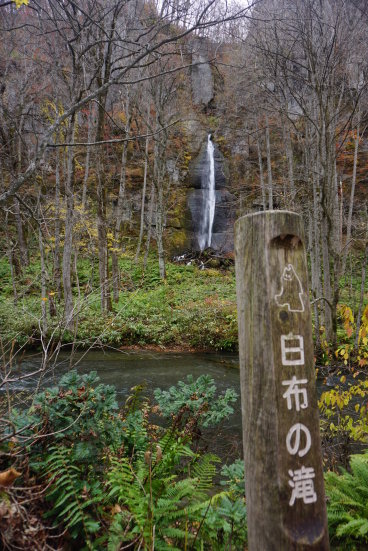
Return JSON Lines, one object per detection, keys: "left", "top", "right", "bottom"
{"left": 275, "top": 264, "right": 304, "bottom": 312}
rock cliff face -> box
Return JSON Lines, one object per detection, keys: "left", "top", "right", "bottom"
{"left": 120, "top": 38, "right": 236, "bottom": 257}
{"left": 187, "top": 139, "right": 235, "bottom": 253}
{"left": 191, "top": 39, "right": 214, "bottom": 108}
{"left": 184, "top": 38, "right": 235, "bottom": 254}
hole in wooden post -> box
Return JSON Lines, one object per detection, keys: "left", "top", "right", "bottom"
{"left": 271, "top": 234, "right": 302, "bottom": 249}
{"left": 279, "top": 310, "right": 289, "bottom": 322}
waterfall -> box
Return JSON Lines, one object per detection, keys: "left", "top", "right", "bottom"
{"left": 198, "top": 134, "right": 216, "bottom": 251}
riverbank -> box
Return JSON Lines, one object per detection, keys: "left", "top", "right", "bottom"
{"left": 0, "top": 256, "right": 238, "bottom": 352}
{"left": 1, "top": 252, "right": 365, "bottom": 362}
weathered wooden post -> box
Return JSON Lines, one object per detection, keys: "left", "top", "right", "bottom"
{"left": 235, "top": 211, "right": 329, "bottom": 550}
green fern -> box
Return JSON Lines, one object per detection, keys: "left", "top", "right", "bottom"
{"left": 43, "top": 446, "right": 102, "bottom": 543}
{"left": 325, "top": 450, "right": 368, "bottom": 549}
{"left": 192, "top": 453, "right": 220, "bottom": 492}
{"left": 106, "top": 441, "right": 221, "bottom": 549}
{"left": 197, "top": 460, "right": 247, "bottom": 550}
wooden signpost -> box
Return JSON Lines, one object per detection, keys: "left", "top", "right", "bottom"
{"left": 235, "top": 211, "right": 330, "bottom": 550}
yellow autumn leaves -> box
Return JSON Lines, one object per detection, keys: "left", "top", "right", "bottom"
{"left": 14, "top": 0, "right": 29, "bottom": 8}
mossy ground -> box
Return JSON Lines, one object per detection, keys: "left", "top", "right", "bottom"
{"left": 0, "top": 250, "right": 365, "bottom": 353}
{"left": 0, "top": 255, "right": 238, "bottom": 351}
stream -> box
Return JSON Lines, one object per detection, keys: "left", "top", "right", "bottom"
{"left": 3, "top": 350, "right": 244, "bottom": 461}
{"left": 3, "top": 350, "right": 335, "bottom": 462}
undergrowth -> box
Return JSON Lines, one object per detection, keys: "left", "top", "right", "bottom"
{"left": 1, "top": 367, "right": 368, "bottom": 548}
{"left": 325, "top": 450, "right": 368, "bottom": 550}
{"left": 0, "top": 371, "right": 246, "bottom": 550}
{"left": 0, "top": 255, "right": 238, "bottom": 351}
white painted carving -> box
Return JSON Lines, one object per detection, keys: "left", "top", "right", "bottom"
{"left": 286, "top": 423, "right": 311, "bottom": 457}
{"left": 288, "top": 466, "right": 317, "bottom": 506}
{"left": 282, "top": 376, "right": 308, "bottom": 411}
{"left": 275, "top": 264, "right": 305, "bottom": 312}
{"left": 281, "top": 334, "right": 305, "bottom": 366}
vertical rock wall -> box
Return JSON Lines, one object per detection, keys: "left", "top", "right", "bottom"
{"left": 185, "top": 39, "right": 235, "bottom": 254}
{"left": 191, "top": 39, "right": 214, "bottom": 109}
{"left": 187, "top": 140, "right": 235, "bottom": 253}
{"left": 118, "top": 38, "right": 236, "bottom": 257}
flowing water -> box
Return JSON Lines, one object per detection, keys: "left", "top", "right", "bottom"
{"left": 198, "top": 134, "right": 216, "bottom": 251}
{"left": 3, "top": 350, "right": 243, "bottom": 461}
{"left": 3, "top": 350, "right": 333, "bottom": 461}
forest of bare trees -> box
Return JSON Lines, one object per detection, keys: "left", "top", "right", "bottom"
{"left": 223, "top": 0, "right": 368, "bottom": 349}
{"left": 1, "top": 1, "right": 368, "bottom": 549}
{"left": 0, "top": 0, "right": 367, "bottom": 349}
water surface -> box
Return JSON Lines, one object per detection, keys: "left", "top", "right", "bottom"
{"left": 4, "top": 350, "right": 334, "bottom": 461}
{"left": 5, "top": 350, "right": 243, "bottom": 461}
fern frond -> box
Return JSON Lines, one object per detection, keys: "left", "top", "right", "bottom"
{"left": 43, "top": 446, "right": 101, "bottom": 539}
{"left": 192, "top": 453, "right": 219, "bottom": 492}
{"left": 326, "top": 451, "right": 368, "bottom": 546}
{"left": 337, "top": 518, "right": 368, "bottom": 537}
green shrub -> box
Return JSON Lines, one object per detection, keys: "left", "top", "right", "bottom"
{"left": 154, "top": 374, "right": 238, "bottom": 431}
{"left": 0, "top": 255, "right": 239, "bottom": 350}
{"left": 325, "top": 450, "right": 368, "bottom": 549}
{"left": 3, "top": 371, "right": 246, "bottom": 549}
{"left": 10, "top": 370, "right": 125, "bottom": 474}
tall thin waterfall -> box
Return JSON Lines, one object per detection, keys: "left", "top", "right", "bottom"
{"left": 198, "top": 134, "right": 216, "bottom": 251}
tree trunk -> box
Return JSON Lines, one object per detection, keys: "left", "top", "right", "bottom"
{"left": 318, "top": 99, "right": 338, "bottom": 346}
{"left": 82, "top": 106, "right": 93, "bottom": 211}
{"left": 265, "top": 116, "right": 273, "bottom": 210}
{"left": 321, "top": 217, "right": 333, "bottom": 343}
{"left": 53, "top": 148, "right": 62, "bottom": 300}
{"left": 96, "top": 158, "right": 111, "bottom": 312}
{"left": 256, "top": 136, "right": 266, "bottom": 210}
{"left": 5, "top": 213, "right": 18, "bottom": 305}
{"left": 311, "top": 167, "right": 323, "bottom": 297}
{"left": 354, "top": 242, "right": 368, "bottom": 351}
{"left": 14, "top": 109, "right": 29, "bottom": 268}
{"left": 256, "top": 119, "right": 266, "bottom": 210}
{"left": 62, "top": 118, "right": 76, "bottom": 327}
{"left": 111, "top": 235, "right": 120, "bottom": 303}
{"left": 135, "top": 131, "right": 150, "bottom": 262}
{"left": 342, "top": 118, "right": 360, "bottom": 276}
{"left": 111, "top": 95, "right": 131, "bottom": 302}
{"left": 13, "top": 198, "right": 28, "bottom": 267}
{"left": 283, "top": 124, "right": 295, "bottom": 207}
{"left": 155, "top": 182, "right": 166, "bottom": 279}
{"left": 94, "top": 14, "right": 116, "bottom": 312}
{"left": 39, "top": 219, "right": 48, "bottom": 335}
{"left": 144, "top": 183, "right": 155, "bottom": 271}
{"left": 308, "top": 212, "right": 321, "bottom": 353}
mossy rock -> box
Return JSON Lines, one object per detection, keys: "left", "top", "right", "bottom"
{"left": 167, "top": 189, "right": 191, "bottom": 230}
{"left": 208, "top": 259, "right": 221, "bottom": 268}
{"left": 166, "top": 228, "right": 190, "bottom": 256}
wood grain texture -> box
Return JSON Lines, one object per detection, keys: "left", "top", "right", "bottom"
{"left": 235, "top": 211, "right": 329, "bottom": 551}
